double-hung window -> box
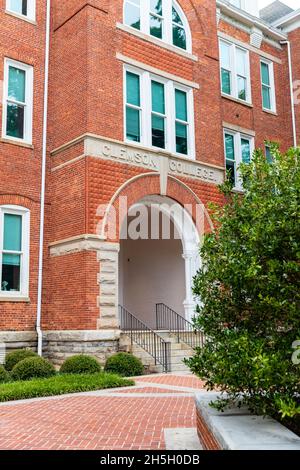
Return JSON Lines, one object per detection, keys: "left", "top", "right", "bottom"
{"left": 6, "top": 0, "right": 35, "bottom": 21}
{"left": 0, "top": 206, "right": 30, "bottom": 299}
{"left": 224, "top": 130, "right": 254, "bottom": 189}
{"left": 260, "top": 60, "right": 276, "bottom": 112}
{"left": 124, "top": 0, "right": 191, "bottom": 52}
{"left": 220, "top": 40, "right": 251, "bottom": 103}
{"left": 2, "top": 59, "right": 33, "bottom": 144}
{"left": 125, "top": 67, "right": 195, "bottom": 158}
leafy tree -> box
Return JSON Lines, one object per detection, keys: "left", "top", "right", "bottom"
{"left": 187, "top": 145, "right": 300, "bottom": 421}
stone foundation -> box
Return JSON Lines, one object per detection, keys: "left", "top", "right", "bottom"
{"left": 43, "top": 330, "right": 121, "bottom": 366}
{"left": 0, "top": 331, "right": 38, "bottom": 355}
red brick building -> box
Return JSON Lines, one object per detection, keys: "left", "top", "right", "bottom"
{"left": 0, "top": 0, "right": 299, "bottom": 366}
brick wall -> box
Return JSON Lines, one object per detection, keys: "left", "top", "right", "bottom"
{"left": 0, "top": 1, "right": 47, "bottom": 331}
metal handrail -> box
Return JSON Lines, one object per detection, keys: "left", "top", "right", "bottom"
{"left": 156, "top": 303, "right": 205, "bottom": 349}
{"left": 119, "top": 305, "right": 171, "bottom": 373}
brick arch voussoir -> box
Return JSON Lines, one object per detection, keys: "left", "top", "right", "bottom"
{"left": 103, "top": 173, "right": 207, "bottom": 242}
{"left": 0, "top": 194, "right": 37, "bottom": 211}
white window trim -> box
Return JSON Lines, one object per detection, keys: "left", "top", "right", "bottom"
{"left": 6, "top": 0, "right": 36, "bottom": 21}
{"left": 124, "top": 65, "right": 195, "bottom": 159}
{"left": 0, "top": 205, "right": 30, "bottom": 300}
{"left": 219, "top": 39, "right": 252, "bottom": 105}
{"left": 223, "top": 129, "right": 255, "bottom": 190}
{"left": 2, "top": 58, "right": 34, "bottom": 145}
{"left": 260, "top": 59, "right": 276, "bottom": 113}
{"left": 123, "top": 0, "right": 192, "bottom": 53}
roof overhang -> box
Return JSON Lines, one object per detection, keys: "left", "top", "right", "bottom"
{"left": 216, "top": 0, "right": 287, "bottom": 42}
{"left": 272, "top": 9, "right": 300, "bottom": 33}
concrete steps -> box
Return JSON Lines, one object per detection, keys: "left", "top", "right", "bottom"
{"left": 119, "top": 331, "right": 195, "bottom": 374}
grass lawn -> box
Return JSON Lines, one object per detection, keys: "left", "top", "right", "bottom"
{"left": 0, "top": 372, "right": 134, "bottom": 403}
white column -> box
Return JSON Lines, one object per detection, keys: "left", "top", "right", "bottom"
{"left": 182, "top": 249, "right": 200, "bottom": 322}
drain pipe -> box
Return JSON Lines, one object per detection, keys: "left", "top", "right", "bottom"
{"left": 281, "top": 40, "right": 297, "bottom": 147}
{"left": 36, "top": 0, "right": 51, "bottom": 356}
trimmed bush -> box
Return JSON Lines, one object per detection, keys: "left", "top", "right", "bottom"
{"left": 5, "top": 349, "right": 38, "bottom": 371}
{"left": 60, "top": 355, "right": 102, "bottom": 375}
{"left": 104, "top": 352, "right": 144, "bottom": 377}
{"left": 0, "top": 373, "right": 134, "bottom": 403}
{"left": 0, "top": 365, "right": 10, "bottom": 384}
{"left": 11, "top": 357, "right": 56, "bottom": 381}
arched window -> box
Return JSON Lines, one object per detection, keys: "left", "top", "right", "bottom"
{"left": 124, "top": 0, "right": 192, "bottom": 52}
{"left": 0, "top": 205, "right": 30, "bottom": 299}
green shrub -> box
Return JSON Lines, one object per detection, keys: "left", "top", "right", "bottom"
{"left": 5, "top": 349, "right": 38, "bottom": 371}
{"left": 0, "top": 365, "right": 10, "bottom": 384}
{"left": 104, "top": 352, "right": 144, "bottom": 377}
{"left": 60, "top": 355, "right": 102, "bottom": 375}
{"left": 187, "top": 145, "right": 300, "bottom": 420}
{"left": 11, "top": 357, "right": 56, "bottom": 381}
{"left": 0, "top": 373, "right": 134, "bottom": 402}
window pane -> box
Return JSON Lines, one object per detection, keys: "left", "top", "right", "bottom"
{"left": 220, "top": 42, "right": 231, "bottom": 70}
{"left": 261, "top": 62, "right": 270, "bottom": 86}
{"left": 176, "top": 122, "right": 188, "bottom": 155}
{"left": 172, "top": 6, "right": 183, "bottom": 25}
{"left": 173, "top": 25, "right": 186, "bottom": 50}
{"left": 6, "top": 103, "right": 24, "bottom": 139}
{"left": 152, "top": 115, "right": 165, "bottom": 148}
{"left": 150, "top": 0, "right": 162, "bottom": 15}
{"left": 241, "top": 138, "right": 251, "bottom": 164}
{"left": 236, "top": 48, "right": 247, "bottom": 77}
{"left": 225, "top": 134, "right": 235, "bottom": 160}
{"left": 221, "top": 69, "right": 231, "bottom": 95}
{"left": 9, "top": 0, "right": 27, "bottom": 16}
{"left": 126, "top": 107, "right": 140, "bottom": 142}
{"left": 124, "top": 2, "right": 141, "bottom": 30}
{"left": 152, "top": 81, "right": 165, "bottom": 114}
{"left": 1, "top": 254, "right": 21, "bottom": 292}
{"left": 237, "top": 76, "right": 246, "bottom": 101}
{"left": 150, "top": 14, "right": 163, "bottom": 39}
{"left": 226, "top": 160, "right": 236, "bottom": 186}
{"left": 175, "top": 90, "right": 187, "bottom": 121}
{"left": 3, "top": 214, "right": 22, "bottom": 251}
{"left": 262, "top": 85, "right": 271, "bottom": 109}
{"left": 8, "top": 66, "right": 26, "bottom": 102}
{"left": 126, "top": 72, "right": 140, "bottom": 106}
{"left": 266, "top": 146, "right": 273, "bottom": 164}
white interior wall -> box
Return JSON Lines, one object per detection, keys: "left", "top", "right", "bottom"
{"left": 119, "top": 211, "right": 186, "bottom": 329}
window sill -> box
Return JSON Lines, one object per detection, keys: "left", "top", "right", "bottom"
{"left": 125, "top": 139, "right": 196, "bottom": 162}
{"left": 262, "top": 108, "right": 278, "bottom": 116}
{"left": 0, "top": 137, "right": 34, "bottom": 149}
{"left": 5, "top": 10, "right": 36, "bottom": 24}
{"left": 0, "top": 296, "right": 30, "bottom": 303}
{"left": 116, "top": 22, "right": 198, "bottom": 62}
{"left": 221, "top": 93, "right": 253, "bottom": 108}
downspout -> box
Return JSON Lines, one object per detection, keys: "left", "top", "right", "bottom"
{"left": 36, "top": 0, "right": 51, "bottom": 356}
{"left": 281, "top": 40, "right": 297, "bottom": 147}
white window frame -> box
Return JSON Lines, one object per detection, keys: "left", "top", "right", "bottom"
{"left": 219, "top": 39, "right": 252, "bottom": 105}
{"left": 123, "top": 0, "right": 192, "bottom": 53}
{"left": 2, "top": 58, "right": 34, "bottom": 145}
{"left": 260, "top": 59, "right": 276, "bottom": 113}
{"left": 0, "top": 205, "right": 30, "bottom": 300}
{"left": 6, "top": 0, "right": 36, "bottom": 21}
{"left": 124, "top": 65, "right": 195, "bottom": 159}
{"left": 223, "top": 129, "right": 254, "bottom": 190}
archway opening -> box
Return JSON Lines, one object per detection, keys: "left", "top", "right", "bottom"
{"left": 118, "top": 195, "right": 200, "bottom": 329}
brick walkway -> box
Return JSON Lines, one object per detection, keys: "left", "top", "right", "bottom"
{"left": 0, "top": 374, "right": 205, "bottom": 450}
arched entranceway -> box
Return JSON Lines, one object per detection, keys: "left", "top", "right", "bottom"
{"left": 118, "top": 195, "right": 200, "bottom": 328}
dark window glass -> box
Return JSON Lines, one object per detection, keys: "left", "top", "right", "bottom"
{"left": 152, "top": 115, "right": 165, "bottom": 149}
{"left": 126, "top": 107, "right": 140, "bottom": 142}
{"left": 176, "top": 122, "right": 188, "bottom": 155}
{"left": 6, "top": 103, "right": 24, "bottom": 139}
